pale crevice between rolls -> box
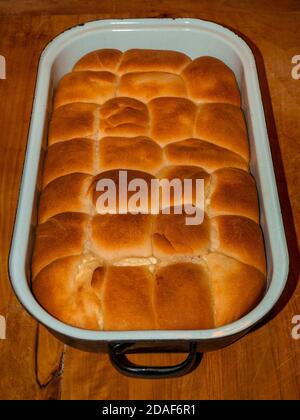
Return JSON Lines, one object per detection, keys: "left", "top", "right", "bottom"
{"left": 93, "top": 106, "right": 101, "bottom": 141}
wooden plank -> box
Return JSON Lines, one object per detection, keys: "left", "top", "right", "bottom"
{"left": 0, "top": 0, "right": 299, "bottom": 16}
{"left": 36, "top": 324, "right": 64, "bottom": 389}
{"left": 0, "top": 295, "right": 63, "bottom": 400}
{"left": 61, "top": 320, "right": 300, "bottom": 400}
{"left": 0, "top": 2, "right": 299, "bottom": 400}
{"left": 0, "top": 14, "right": 77, "bottom": 400}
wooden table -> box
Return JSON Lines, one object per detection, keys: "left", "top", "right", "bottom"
{"left": 0, "top": 0, "right": 299, "bottom": 400}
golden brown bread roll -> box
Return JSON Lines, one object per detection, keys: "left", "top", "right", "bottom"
{"left": 157, "top": 165, "right": 210, "bottom": 208}
{"left": 32, "top": 255, "right": 103, "bottom": 329}
{"left": 99, "top": 97, "right": 149, "bottom": 138}
{"left": 211, "top": 215, "right": 266, "bottom": 274}
{"left": 38, "top": 173, "right": 92, "bottom": 223}
{"left": 101, "top": 266, "right": 156, "bottom": 330}
{"left": 118, "top": 49, "right": 191, "bottom": 74}
{"left": 91, "top": 169, "right": 155, "bottom": 214}
{"left": 98, "top": 136, "right": 163, "bottom": 174}
{"left": 182, "top": 56, "right": 241, "bottom": 105}
{"left": 43, "top": 139, "right": 96, "bottom": 186}
{"left": 48, "top": 103, "right": 99, "bottom": 145}
{"left": 91, "top": 214, "right": 153, "bottom": 262}
{"left": 154, "top": 262, "right": 214, "bottom": 329}
{"left": 54, "top": 71, "right": 117, "bottom": 109}
{"left": 73, "top": 49, "right": 122, "bottom": 72}
{"left": 32, "top": 48, "right": 267, "bottom": 331}
{"left": 32, "top": 213, "right": 89, "bottom": 278}
{"left": 152, "top": 211, "right": 210, "bottom": 260}
{"left": 204, "top": 253, "right": 266, "bottom": 327}
{"left": 118, "top": 72, "right": 187, "bottom": 102}
{"left": 164, "top": 138, "right": 248, "bottom": 172}
{"left": 195, "top": 103, "right": 249, "bottom": 160}
{"left": 208, "top": 168, "right": 259, "bottom": 222}
{"left": 149, "top": 98, "right": 197, "bottom": 145}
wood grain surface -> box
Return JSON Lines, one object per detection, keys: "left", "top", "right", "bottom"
{"left": 0, "top": 0, "right": 299, "bottom": 400}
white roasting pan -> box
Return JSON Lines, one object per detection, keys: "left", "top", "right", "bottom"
{"left": 9, "top": 19, "right": 289, "bottom": 378}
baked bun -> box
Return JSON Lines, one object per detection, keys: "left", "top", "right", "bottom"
{"left": 32, "top": 255, "right": 103, "bottom": 329}
{"left": 157, "top": 165, "right": 210, "bottom": 208}
{"left": 182, "top": 56, "right": 241, "bottom": 105}
{"left": 38, "top": 173, "right": 92, "bottom": 223}
{"left": 118, "top": 72, "right": 187, "bottom": 102}
{"left": 73, "top": 49, "right": 122, "bottom": 72}
{"left": 43, "top": 139, "right": 95, "bottom": 186}
{"left": 91, "top": 169, "right": 155, "bottom": 214}
{"left": 99, "top": 97, "right": 149, "bottom": 138}
{"left": 154, "top": 262, "right": 214, "bottom": 329}
{"left": 91, "top": 213, "right": 153, "bottom": 262}
{"left": 101, "top": 266, "right": 156, "bottom": 330}
{"left": 118, "top": 49, "right": 191, "bottom": 74}
{"left": 164, "top": 138, "right": 248, "bottom": 172}
{"left": 48, "top": 103, "right": 99, "bottom": 145}
{"left": 208, "top": 168, "right": 259, "bottom": 222}
{"left": 152, "top": 211, "right": 210, "bottom": 260}
{"left": 98, "top": 136, "right": 163, "bottom": 174}
{"left": 195, "top": 103, "right": 249, "bottom": 160}
{"left": 149, "top": 98, "right": 197, "bottom": 145}
{"left": 32, "top": 48, "right": 266, "bottom": 331}
{"left": 204, "top": 253, "right": 265, "bottom": 327}
{"left": 32, "top": 213, "right": 89, "bottom": 278}
{"left": 54, "top": 71, "right": 117, "bottom": 108}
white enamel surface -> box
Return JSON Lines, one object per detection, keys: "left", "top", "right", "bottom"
{"left": 9, "top": 19, "right": 289, "bottom": 343}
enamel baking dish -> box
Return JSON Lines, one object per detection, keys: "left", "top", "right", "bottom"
{"left": 9, "top": 18, "right": 289, "bottom": 378}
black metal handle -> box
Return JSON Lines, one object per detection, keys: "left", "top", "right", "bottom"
{"left": 108, "top": 342, "right": 201, "bottom": 379}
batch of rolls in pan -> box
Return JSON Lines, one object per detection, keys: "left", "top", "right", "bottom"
{"left": 31, "top": 48, "right": 266, "bottom": 330}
